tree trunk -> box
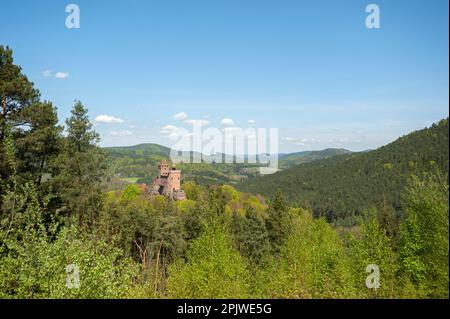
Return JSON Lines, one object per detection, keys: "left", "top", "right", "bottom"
{"left": 37, "top": 153, "right": 46, "bottom": 186}
{"left": 154, "top": 240, "right": 163, "bottom": 295}
{"left": 0, "top": 96, "right": 7, "bottom": 140}
{"left": 1, "top": 97, "right": 6, "bottom": 117}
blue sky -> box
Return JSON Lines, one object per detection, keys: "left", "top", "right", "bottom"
{"left": 1, "top": 0, "right": 448, "bottom": 152}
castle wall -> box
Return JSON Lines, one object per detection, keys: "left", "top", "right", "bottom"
{"left": 166, "top": 170, "right": 181, "bottom": 193}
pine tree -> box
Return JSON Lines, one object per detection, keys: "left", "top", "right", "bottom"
{"left": 65, "top": 100, "right": 99, "bottom": 152}
{"left": 55, "top": 101, "right": 105, "bottom": 228}
{"left": 266, "top": 190, "right": 291, "bottom": 251}
{"left": 232, "top": 207, "right": 270, "bottom": 264}
{"left": 0, "top": 45, "right": 39, "bottom": 182}
{"left": 15, "top": 101, "right": 63, "bottom": 186}
{"left": 0, "top": 45, "right": 39, "bottom": 135}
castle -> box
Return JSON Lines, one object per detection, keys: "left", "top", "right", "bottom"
{"left": 150, "top": 160, "right": 186, "bottom": 200}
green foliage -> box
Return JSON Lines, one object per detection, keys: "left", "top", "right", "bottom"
{"left": 231, "top": 207, "right": 270, "bottom": 264}
{"left": 0, "top": 45, "right": 39, "bottom": 141}
{"left": 257, "top": 211, "right": 355, "bottom": 298}
{"left": 15, "top": 101, "right": 63, "bottom": 186}
{"left": 0, "top": 227, "right": 138, "bottom": 299}
{"left": 175, "top": 199, "right": 196, "bottom": 214}
{"left": 220, "top": 184, "right": 240, "bottom": 202}
{"left": 66, "top": 100, "right": 99, "bottom": 152}
{"left": 167, "top": 224, "right": 250, "bottom": 298}
{"left": 0, "top": 45, "right": 51, "bottom": 197}
{"left": 0, "top": 124, "right": 17, "bottom": 195}
{"left": 182, "top": 181, "right": 204, "bottom": 201}
{"left": 399, "top": 171, "right": 449, "bottom": 298}
{"left": 0, "top": 183, "right": 137, "bottom": 299}
{"left": 119, "top": 184, "right": 143, "bottom": 203}
{"left": 349, "top": 210, "right": 397, "bottom": 298}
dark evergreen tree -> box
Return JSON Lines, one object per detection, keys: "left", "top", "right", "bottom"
{"left": 15, "top": 101, "right": 63, "bottom": 186}
{"left": 266, "top": 190, "right": 291, "bottom": 251}
{"left": 0, "top": 45, "right": 40, "bottom": 187}
{"left": 232, "top": 207, "right": 270, "bottom": 264}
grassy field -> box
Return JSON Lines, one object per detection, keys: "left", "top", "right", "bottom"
{"left": 119, "top": 177, "right": 140, "bottom": 184}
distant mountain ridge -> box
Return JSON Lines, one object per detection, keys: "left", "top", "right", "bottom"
{"left": 105, "top": 143, "right": 171, "bottom": 155}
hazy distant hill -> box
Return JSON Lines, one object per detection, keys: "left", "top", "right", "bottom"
{"left": 238, "top": 118, "right": 449, "bottom": 224}
{"left": 106, "top": 143, "right": 171, "bottom": 157}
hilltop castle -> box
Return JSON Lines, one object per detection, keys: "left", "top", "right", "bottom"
{"left": 150, "top": 160, "right": 186, "bottom": 200}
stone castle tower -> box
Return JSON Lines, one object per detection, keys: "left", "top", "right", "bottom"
{"left": 151, "top": 160, "right": 185, "bottom": 200}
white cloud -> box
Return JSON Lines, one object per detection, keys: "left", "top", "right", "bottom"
{"left": 42, "top": 70, "right": 52, "bottom": 77}
{"left": 55, "top": 72, "right": 69, "bottom": 79}
{"left": 221, "top": 118, "right": 234, "bottom": 126}
{"left": 160, "top": 125, "right": 188, "bottom": 141}
{"left": 248, "top": 119, "right": 256, "bottom": 124}
{"left": 94, "top": 114, "right": 124, "bottom": 124}
{"left": 160, "top": 125, "right": 178, "bottom": 134}
{"left": 282, "top": 137, "right": 295, "bottom": 141}
{"left": 110, "top": 130, "right": 133, "bottom": 137}
{"left": 299, "top": 137, "right": 320, "bottom": 143}
{"left": 173, "top": 112, "right": 188, "bottom": 121}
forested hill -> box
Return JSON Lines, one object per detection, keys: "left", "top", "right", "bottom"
{"left": 238, "top": 118, "right": 449, "bottom": 224}
{"left": 279, "top": 148, "right": 352, "bottom": 169}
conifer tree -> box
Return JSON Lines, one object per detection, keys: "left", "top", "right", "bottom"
{"left": 266, "top": 190, "right": 291, "bottom": 251}
{"left": 0, "top": 45, "right": 40, "bottom": 184}
{"left": 55, "top": 101, "right": 105, "bottom": 227}
{"left": 15, "top": 101, "right": 63, "bottom": 186}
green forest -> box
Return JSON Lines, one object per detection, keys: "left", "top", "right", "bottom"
{"left": 1, "top": 45, "right": 448, "bottom": 299}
